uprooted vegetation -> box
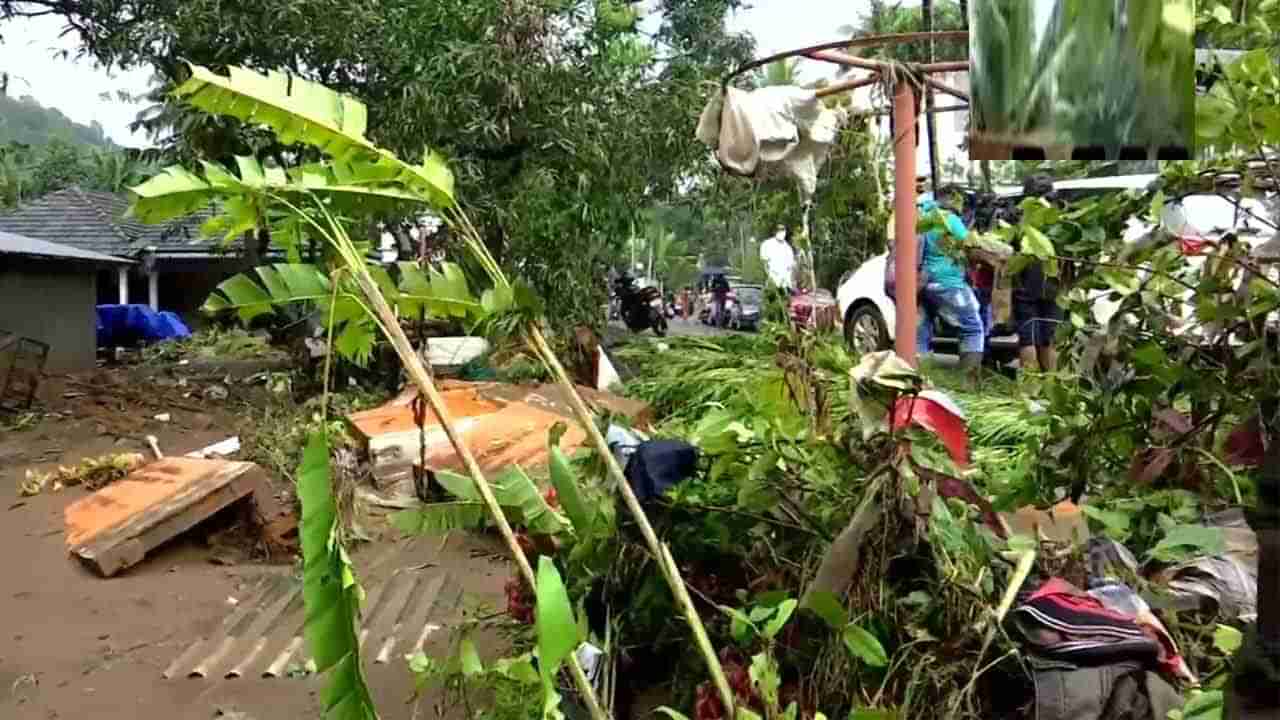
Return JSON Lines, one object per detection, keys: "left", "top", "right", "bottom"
{"left": 141, "top": 325, "right": 292, "bottom": 365}
{"left": 522, "top": 329, "right": 1252, "bottom": 718}
{"left": 395, "top": 304, "right": 1263, "bottom": 718}
{"left": 103, "top": 43, "right": 1276, "bottom": 719}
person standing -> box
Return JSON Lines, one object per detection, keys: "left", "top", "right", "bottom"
{"left": 710, "top": 272, "right": 731, "bottom": 328}
{"left": 1013, "top": 175, "right": 1064, "bottom": 373}
{"left": 759, "top": 225, "right": 796, "bottom": 324}
{"left": 916, "top": 197, "right": 986, "bottom": 376}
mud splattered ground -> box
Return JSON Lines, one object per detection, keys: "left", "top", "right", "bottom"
{"left": 0, "top": 366, "right": 510, "bottom": 720}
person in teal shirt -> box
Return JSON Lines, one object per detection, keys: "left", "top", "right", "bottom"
{"left": 916, "top": 197, "right": 985, "bottom": 372}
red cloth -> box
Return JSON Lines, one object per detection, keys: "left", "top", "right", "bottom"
{"left": 968, "top": 262, "right": 995, "bottom": 291}
{"left": 891, "top": 393, "right": 971, "bottom": 469}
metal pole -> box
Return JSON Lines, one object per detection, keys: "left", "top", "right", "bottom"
{"left": 924, "top": 0, "right": 941, "bottom": 193}
{"left": 893, "top": 79, "right": 919, "bottom": 367}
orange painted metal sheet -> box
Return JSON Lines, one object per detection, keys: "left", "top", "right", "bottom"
{"left": 419, "top": 401, "right": 589, "bottom": 474}
{"left": 64, "top": 457, "right": 255, "bottom": 549}
{"left": 346, "top": 387, "right": 505, "bottom": 440}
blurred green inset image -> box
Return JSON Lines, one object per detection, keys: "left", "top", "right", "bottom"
{"left": 968, "top": 0, "right": 1195, "bottom": 159}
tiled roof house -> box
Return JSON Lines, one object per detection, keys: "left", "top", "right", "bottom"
{"left": 0, "top": 187, "right": 249, "bottom": 316}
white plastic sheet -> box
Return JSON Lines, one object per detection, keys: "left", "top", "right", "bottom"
{"left": 696, "top": 85, "right": 848, "bottom": 197}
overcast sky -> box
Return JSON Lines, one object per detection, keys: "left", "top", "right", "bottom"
{"left": 0, "top": 0, "right": 983, "bottom": 148}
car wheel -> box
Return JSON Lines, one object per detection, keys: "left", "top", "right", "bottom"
{"left": 844, "top": 303, "right": 890, "bottom": 355}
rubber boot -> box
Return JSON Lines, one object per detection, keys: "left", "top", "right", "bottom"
{"left": 958, "top": 352, "right": 984, "bottom": 388}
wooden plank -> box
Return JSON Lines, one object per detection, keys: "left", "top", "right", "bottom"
{"left": 418, "top": 400, "right": 590, "bottom": 475}
{"left": 65, "top": 458, "right": 275, "bottom": 577}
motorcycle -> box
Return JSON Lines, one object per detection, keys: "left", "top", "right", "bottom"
{"left": 613, "top": 274, "right": 668, "bottom": 336}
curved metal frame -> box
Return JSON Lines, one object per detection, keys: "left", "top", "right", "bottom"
{"left": 724, "top": 30, "right": 970, "bottom": 86}
{"left": 721, "top": 30, "right": 972, "bottom": 366}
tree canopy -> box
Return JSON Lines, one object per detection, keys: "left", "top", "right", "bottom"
{"left": 1, "top": 0, "right": 754, "bottom": 327}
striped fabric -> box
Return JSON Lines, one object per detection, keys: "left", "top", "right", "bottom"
{"left": 1012, "top": 578, "right": 1161, "bottom": 668}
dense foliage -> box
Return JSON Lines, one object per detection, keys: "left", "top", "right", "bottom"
{"left": 0, "top": 139, "right": 158, "bottom": 207}
{"left": 970, "top": 0, "right": 1196, "bottom": 152}
{"left": 1, "top": 0, "right": 753, "bottom": 329}
{"left": 0, "top": 94, "right": 157, "bottom": 207}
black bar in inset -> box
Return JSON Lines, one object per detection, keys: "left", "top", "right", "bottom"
{"left": 1158, "top": 146, "right": 1191, "bottom": 160}
{"left": 1012, "top": 146, "right": 1045, "bottom": 160}
{"left": 1072, "top": 146, "right": 1105, "bottom": 160}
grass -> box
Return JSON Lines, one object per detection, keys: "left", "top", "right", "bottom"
{"left": 143, "top": 325, "right": 291, "bottom": 364}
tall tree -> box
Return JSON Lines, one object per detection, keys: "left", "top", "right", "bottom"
{"left": 0, "top": 0, "right": 754, "bottom": 328}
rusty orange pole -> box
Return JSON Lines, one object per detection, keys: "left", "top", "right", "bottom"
{"left": 892, "top": 78, "right": 918, "bottom": 367}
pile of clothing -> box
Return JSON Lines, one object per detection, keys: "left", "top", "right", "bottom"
{"left": 1010, "top": 539, "right": 1196, "bottom": 720}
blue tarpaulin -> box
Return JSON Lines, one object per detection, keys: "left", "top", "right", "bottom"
{"left": 96, "top": 304, "right": 192, "bottom": 347}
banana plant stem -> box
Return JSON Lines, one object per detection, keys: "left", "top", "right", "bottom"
{"left": 525, "top": 324, "right": 735, "bottom": 716}
{"left": 344, "top": 264, "right": 610, "bottom": 720}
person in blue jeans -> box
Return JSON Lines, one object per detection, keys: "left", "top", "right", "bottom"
{"left": 916, "top": 197, "right": 986, "bottom": 376}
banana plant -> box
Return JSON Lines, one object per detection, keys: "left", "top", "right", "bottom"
{"left": 128, "top": 62, "right": 736, "bottom": 717}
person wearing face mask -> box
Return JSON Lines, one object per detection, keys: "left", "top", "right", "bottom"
{"left": 759, "top": 224, "right": 796, "bottom": 324}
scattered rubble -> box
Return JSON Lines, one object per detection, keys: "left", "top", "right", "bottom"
{"left": 20, "top": 451, "right": 147, "bottom": 496}
{"left": 347, "top": 379, "right": 652, "bottom": 503}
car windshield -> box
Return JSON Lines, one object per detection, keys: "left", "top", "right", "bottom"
{"left": 735, "top": 287, "right": 762, "bottom": 304}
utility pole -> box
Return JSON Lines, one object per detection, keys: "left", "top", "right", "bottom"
{"left": 923, "top": 0, "right": 941, "bottom": 195}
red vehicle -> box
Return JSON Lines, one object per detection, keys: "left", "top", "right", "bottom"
{"left": 789, "top": 288, "right": 838, "bottom": 330}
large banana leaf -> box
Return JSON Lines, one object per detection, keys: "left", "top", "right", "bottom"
{"left": 393, "top": 467, "right": 567, "bottom": 538}
{"left": 201, "top": 261, "right": 488, "bottom": 365}
{"left": 129, "top": 155, "right": 428, "bottom": 225}
{"left": 174, "top": 63, "right": 454, "bottom": 207}
{"left": 395, "top": 261, "right": 486, "bottom": 320}
{"left": 298, "top": 431, "right": 378, "bottom": 720}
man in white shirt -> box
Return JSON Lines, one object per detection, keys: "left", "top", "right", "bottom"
{"left": 760, "top": 225, "right": 796, "bottom": 290}
{"left": 759, "top": 225, "right": 796, "bottom": 323}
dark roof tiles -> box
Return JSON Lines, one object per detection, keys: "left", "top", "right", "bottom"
{"left": 0, "top": 186, "right": 220, "bottom": 258}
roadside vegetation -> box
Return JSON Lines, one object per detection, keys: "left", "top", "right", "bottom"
{"left": 0, "top": 1, "right": 1276, "bottom": 719}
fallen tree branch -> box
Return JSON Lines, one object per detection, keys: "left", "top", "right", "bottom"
{"left": 800, "top": 473, "right": 886, "bottom": 608}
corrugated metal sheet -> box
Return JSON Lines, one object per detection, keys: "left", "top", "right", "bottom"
{"left": 162, "top": 536, "right": 461, "bottom": 681}
{"left": 0, "top": 229, "right": 134, "bottom": 264}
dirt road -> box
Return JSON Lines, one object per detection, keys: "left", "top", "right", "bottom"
{"left": 0, "top": 370, "right": 509, "bottom": 720}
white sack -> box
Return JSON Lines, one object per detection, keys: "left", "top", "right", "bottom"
{"left": 696, "top": 85, "right": 847, "bottom": 198}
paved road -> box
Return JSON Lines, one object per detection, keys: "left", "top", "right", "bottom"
{"left": 607, "top": 317, "right": 741, "bottom": 339}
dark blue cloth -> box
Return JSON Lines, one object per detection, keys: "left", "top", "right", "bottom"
{"left": 623, "top": 440, "right": 698, "bottom": 502}
{"left": 96, "top": 304, "right": 192, "bottom": 347}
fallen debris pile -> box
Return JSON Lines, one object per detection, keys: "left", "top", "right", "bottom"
{"left": 346, "top": 379, "right": 651, "bottom": 506}
{"left": 421, "top": 331, "right": 1256, "bottom": 720}
{"left": 21, "top": 451, "right": 147, "bottom": 495}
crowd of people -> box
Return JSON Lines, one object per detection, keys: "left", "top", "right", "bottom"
{"left": 619, "top": 173, "right": 1066, "bottom": 375}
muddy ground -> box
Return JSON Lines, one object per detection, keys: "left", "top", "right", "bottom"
{"left": 0, "top": 365, "right": 511, "bottom": 720}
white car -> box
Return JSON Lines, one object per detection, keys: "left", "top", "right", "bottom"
{"left": 836, "top": 174, "right": 1276, "bottom": 356}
